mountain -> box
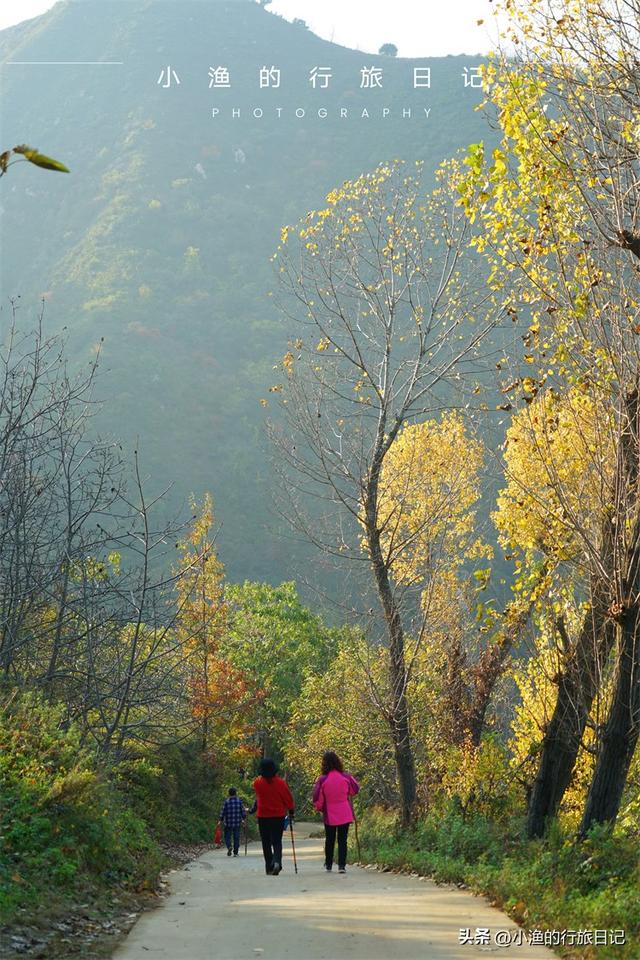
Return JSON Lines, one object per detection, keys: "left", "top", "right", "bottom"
{"left": 0, "top": 0, "right": 491, "bottom": 586}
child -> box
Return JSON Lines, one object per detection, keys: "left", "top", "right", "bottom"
{"left": 218, "top": 787, "right": 246, "bottom": 857}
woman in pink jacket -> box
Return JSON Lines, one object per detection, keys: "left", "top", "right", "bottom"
{"left": 312, "top": 751, "right": 360, "bottom": 874}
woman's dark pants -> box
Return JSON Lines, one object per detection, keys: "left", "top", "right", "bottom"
{"left": 258, "top": 816, "right": 285, "bottom": 873}
{"left": 324, "top": 822, "right": 350, "bottom": 870}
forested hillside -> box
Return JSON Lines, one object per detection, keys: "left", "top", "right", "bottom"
{"left": 3, "top": 3, "right": 640, "bottom": 958}
{"left": 0, "top": 0, "right": 488, "bottom": 585}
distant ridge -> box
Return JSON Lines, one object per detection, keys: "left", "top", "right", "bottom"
{"left": 0, "top": 0, "right": 490, "bottom": 585}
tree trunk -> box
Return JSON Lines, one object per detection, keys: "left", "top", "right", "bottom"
{"left": 464, "top": 564, "right": 549, "bottom": 748}
{"left": 444, "top": 635, "right": 470, "bottom": 746}
{"left": 526, "top": 572, "right": 614, "bottom": 838}
{"left": 366, "top": 504, "right": 416, "bottom": 826}
{"left": 579, "top": 605, "right": 640, "bottom": 833}
{"left": 579, "top": 384, "right": 640, "bottom": 833}
{"left": 388, "top": 618, "right": 417, "bottom": 827}
{"left": 529, "top": 385, "right": 639, "bottom": 838}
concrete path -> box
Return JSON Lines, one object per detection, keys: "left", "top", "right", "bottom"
{"left": 113, "top": 822, "right": 555, "bottom": 960}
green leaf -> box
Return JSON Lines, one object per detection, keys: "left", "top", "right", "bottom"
{"left": 24, "top": 152, "right": 69, "bottom": 173}
{"left": 473, "top": 567, "right": 491, "bottom": 590}
{"left": 13, "top": 145, "right": 69, "bottom": 173}
{"left": 463, "top": 142, "right": 485, "bottom": 176}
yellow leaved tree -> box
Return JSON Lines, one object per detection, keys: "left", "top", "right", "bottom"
{"left": 454, "top": 0, "right": 640, "bottom": 836}
{"left": 377, "top": 411, "right": 489, "bottom": 589}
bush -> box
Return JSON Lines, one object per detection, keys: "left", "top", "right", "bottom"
{"left": 113, "top": 743, "right": 221, "bottom": 843}
{"left": 0, "top": 692, "right": 164, "bottom": 923}
{"left": 435, "top": 736, "right": 521, "bottom": 824}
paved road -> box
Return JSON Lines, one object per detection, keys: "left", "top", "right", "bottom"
{"left": 113, "top": 822, "right": 555, "bottom": 960}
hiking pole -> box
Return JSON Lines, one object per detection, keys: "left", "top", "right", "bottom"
{"left": 289, "top": 818, "right": 298, "bottom": 874}
{"left": 350, "top": 800, "right": 362, "bottom": 862}
{"left": 244, "top": 818, "right": 248, "bottom": 856}
{"left": 353, "top": 814, "right": 362, "bottom": 862}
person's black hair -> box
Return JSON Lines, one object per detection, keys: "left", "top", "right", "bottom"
{"left": 259, "top": 757, "right": 278, "bottom": 779}
{"left": 321, "top": 750, "right": 344, "bottom": 775}
{"left": 228, "top": 787, "right": 237, "bottom": 796}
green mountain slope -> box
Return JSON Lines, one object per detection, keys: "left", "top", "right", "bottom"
{"left": 0, "top": 0, "right": 491, "bottom": 584}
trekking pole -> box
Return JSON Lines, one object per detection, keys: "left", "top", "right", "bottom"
{"left": 244, "top": 818, "right": 248, "bottom": 856}
{"left": 289, "top": 818, "right": 298, "bottom": 874}
{"left": 350, "top": 800, "right": 362, "bottom": 861}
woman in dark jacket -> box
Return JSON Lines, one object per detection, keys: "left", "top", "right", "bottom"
{"left": 251, "top": 758, "right": 295, "bottom": 875}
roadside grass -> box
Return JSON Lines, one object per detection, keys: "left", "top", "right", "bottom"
{"left": 356, "top": 807, "right": 640, "bottom": 960}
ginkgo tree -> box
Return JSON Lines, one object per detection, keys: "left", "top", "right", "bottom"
{"left": 268, "top": 159, "right": 500, "bottom": 825}
{"left": 495, "top": 389, "right": 614, "bottom": 566}
{"left": 377, "top": 411, "right": 488, "bottom": 589}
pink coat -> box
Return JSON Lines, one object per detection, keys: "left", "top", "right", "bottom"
{"left": 313, "top": 769, "right": 360, "bottom": 826}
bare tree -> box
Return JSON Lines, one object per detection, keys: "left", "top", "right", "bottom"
{"left": 268, "top": 160, "right": 499, "bottom": 824}
{"left": 0, "top": 305, "right": 223, "bottom": 757}
{"left": 0, "top": 303, "right": 100, "bottom": 674}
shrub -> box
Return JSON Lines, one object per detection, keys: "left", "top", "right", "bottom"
{"left": 113, "top": 742, "right": 221, "bottom": 843}
{"left": 0, "top": 692, "right": 163, "bottom": 923}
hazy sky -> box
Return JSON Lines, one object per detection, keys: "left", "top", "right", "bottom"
{"left": 0, "top": 0, "right": 501, "bottom": 56}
